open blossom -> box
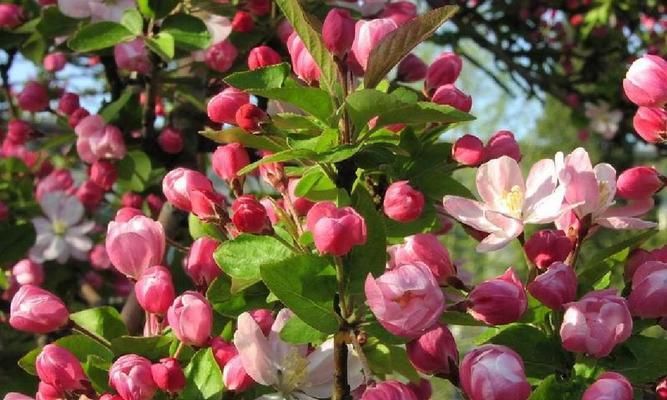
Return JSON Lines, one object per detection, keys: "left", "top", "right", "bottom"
{"left": 75, "top": 115, "right": 126, "bottom": 164}
{"left": 387, "top": 233, "right": 455, "bottom": 283}
{"left": 58, "top": 0, "right": 135, "bottom": 22}
{"left": 443, "top": 156, "right": 566, "bottom": 252}
{"left": 30, "top": 192, "right": 94, "bottom": 264}
{"left": 584, "top": 102, "right": 623, "bottom": 139}
{"left": 234, "top": 309, "right": 363, "bottom": 399}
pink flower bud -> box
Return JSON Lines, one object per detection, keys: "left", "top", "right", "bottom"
{"left": 484, "top": 130, "right": 522, "bottom": 162}
{"left": 396, "top": 53, "right": 427, "bottom": 82}
{"left": 425, "top": 52, "right": 462, "bottom": 93}
{"left": 114, "top": 38, "right": 150, "bottom": 74}
{"left": 37, "top": 381, "right": 61, "bottom": 399}
{"left": 74, "top": 115, "right": 126, "bottom": 164}
{"left": 212, "top": 143, "right": 250, "bottom": 181}
{"left": 388, "top": 233, "right": 455, "bottom": 283}
{"left": 231, "top": 11, "right": 254, "bottom": 32}
{"left": 287, "top": 178, "right": 314, "bottom": 216}
{"left": 657, "top": 378, "right": 667, "bottom": 400}
{"left": 286, "top": 32, "right": 321, "bottom": 84}
{"left": 623, "top": 54, "right": 667, "bottom": 107}
{"left": 121, "top": 192, "right": 143, "bottom": 209}
{"left": 58, "top": 92, "right": 79, "bottom": 115}
{"left": 625, "top": 245, "right": 667, "bottom": 281}
{"left": 431, "top": 84, "right": 472, "bottom": 112}
{"left": 383, "top": 180, "right": 424, "bottom": 222}
{"left": 17, "top": 81, "right": 49, "bottom": 112}
{"left": 460, "top": 344, "right": 531, "bottom": 400}
{"left": 89, "top": 244, "right": 111, "bottom": 270}
{"left": 235, "top": 103, "right": 268, "bottom": 133}
{"left": 407, "top": 379, "right": 432, "bottom": 400}
{"left": 190, "top": 189, "right": 225, "bottom": 220}
{"left": 9, "top": 285, "right": 69, "bottom": 333}
{"left": 106, "top": 215, "right": 165, "bottom": 279}
{"left": 89, "top": 160, "right": 117, "bottom": 191}
{"left": 43, "top": 52, "right": 67, "bottom": 72}
{"left": 135, "top": 265, "right": 175, "bottom": 315}
{"left": 157, "top": 127, "right": 184, "bottom": 154}
{"left": 582, "top": 372, "right": 633, "bottom": 400}
{"left": 560, "top": 289, "right": 633, "bottom": 358}
{"left": 247, "top": 45, "right": 281, "bottom": 70}
{"left": 109, "top": 354, "right": 157, "bottom": 400}
{"left": 207, "top": 87, "right": 250, "bottom": 125}
{"left": 12, "top": 259, "right": 44, "bottom": 286}
{"left": 231, "top": 195, "right": 271, "bottom": 234}
{"left": 167, "top": 291, "right": 213, "bottom": 347}
{"left": 468, "top": 267, "right": 527, "bottom": 325}
{"left": 322, "top": 9, "right": 356, "bottom": 57}
{"left": 258, "top": 152, "right": 286, "bottom": 191}
{"left": 185, "top": 238, "right": 222, "bottom": 287}
{"left": 205, "top": 40, "right": 238, "bottom": 73}
{"left": 248, "top": 309, "right": 274, "bottom": 336}
{"left": 223, "top": 355, "right": 255, "bottom": 392}
{"left": 350, "top": 18, "right": 398, "bottom": 72}
{"left": 527, "top": 262, "right": 577, "bottom": 310}
{"left": 6, "top": 119, "right": 33, "bottom": 144}
{"left": 617, "top": 166, "right": 663, "bottom": 200}
{"left": 0, "top": 4, "right": 23, "bottom": 28}
{"left": 211, "top": 337, "right": 238, "bottom": 368}
{"left": 361, "top": 381, "right": 418, "bottom": 400}
{"left": 75, "top": 180, "right": 104, "bottom": 210}
{"left": 379, "top": 1, "right": 417, "bottom": 25}
{"left": 36, "top": 344, "right": 89, "bottom": 394}
{"left": 3, "top": 393, "right": 34, "bottom": 400}
{"left": 68, "top": 107, "right": 90, "bottom": 128}
{"left": 627, "top": 261, "right": 667, "bottom": 318}
{"left": 632, "top": 106, "right": 667, "bottom": 144}
{"left": 115, "top": 207, "right": 144, "bottom": 223}
{"left": 406, "top": 323, "right": 458, "bottom": 375}
{"left": 306, "top": 201, "right": 367, "bottom": 256}
{"left": 151, "top": 358, "right": 185, "bottom": 393}
{"left": 452, "top": 134, "right": 484, "bottom": 166}
{"left": 145, "top": 194, "right": 164, "bottom": 218}
{"left": 365, "top": 263, "right": 444, "bottom": 338}
{"left": 0, "top": 201, "right": 8, "bottom": 221}
{"left": 162, "top": 167, "right": 214, "bottom": 212}
{"left": 276, "top": 19, "right": 293, "bottom": 43}
{"left": 35, "top": 169, "right": 73, "bottom": 201}
{"left": 524, "top": 229, "right": 573, "bottom": 269}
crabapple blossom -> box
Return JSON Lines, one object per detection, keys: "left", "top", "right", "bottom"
{"left": 460, "top": 344, "right": 531, "bottom": 400}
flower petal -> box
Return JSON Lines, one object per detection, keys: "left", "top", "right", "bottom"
{"left": 476, "top": 156, "right": 525, "bottom": 212}
{"left": 233, "top": 312, "right": 278, "bottom": 386}
{"left": 524, "top": 159, "right": 557, "bottom": 210}
{"left": 442, "top": 196, "right": 497, "bottom": 233}
{"left": 596, "top": 217, "right": 657, "bottom": 230}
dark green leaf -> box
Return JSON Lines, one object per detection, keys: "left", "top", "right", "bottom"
{"left": 224, "top": 63, "right": 291, "bottom": 90}
{"left": 0, "top": 223, "right": 35, "bottom": 265}
{"left": 207, "top": 276, "right": 271, "bottom": 318}
{"left": 180, "top": 348, "right": 223, "bottom": 400}
{"left": 238, "top": 148, "right": 316, "bottom": 175}
{"left": 116, "top": 150, "right": 152, "bottom": 192}
{"left": 37, "top": 7, "right": 79, "bottom": 39}
{"left": 20, "top": 32, "right": 47, "bottom": 64}
{"left": 68, "top": 22, "right": 136, "bottom": 52}
{"left": 111, "top": 335, "right": 174, "bottom": 360}
{"left": 280, "top": 315, "right": 328, "bottom": 344}
{"left": 440, "top": 311, "right": 486, "bottom": 326}
{"left": 120, "top": 8, "right": 144, "bottom": 36}
{"left": 70, "top": 306, "right": 128, "bottom": 342}
{"left": 200, "top": 127, "right": 286, "bottom": 152}
{"left": 214, "top": 234, "right": 293, "bottom": 282}
{"left": 99, "top": 89, "right": 134, "bottom": 122}
{"left": 137, "top": 0, "right": 179, "bottom": 19}
{"left": 145, "top": 32, "right": 175, "bottom": 60}
{"left": 84, "top": 355, "right": 112, "bottom": 393}
{"left": 529, "top": 375, "right": 586, "bottom": 400}
{"left": 162, "top": 13, "right": 211, "bottom": 50}
{"left": 377, "top": 102, "right": 474, "bottom": 126}
{"left": 602, "top": 335, "right": 667, "bottom": 384}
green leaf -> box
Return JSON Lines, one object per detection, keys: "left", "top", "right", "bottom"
{"left": 207, "top": 276, "right": 271, "bottom": 318}
{"left": 602, "top": 335, "right": 667, "bottom": 384}
{"left": 18, "top": 334, "right": 113, "bottom": 376}
{"left": 120, "top": 8, "right": 144, "bottom": 36}
{"left": 145, "top": 32, "right": 175, "bottom": 60}
{"left": 20, "top": 32, "right": 47, "bottom": 64}
{"left": 364, "top": 5, "right": 459, "bottom": 88}
{"left": 180, "top": 348, "right": 224, "bottom": 400}
{"left": 237, "top": 148, "right": 316, "bottom": 175}
{"left": 137, "top": 0, "right": 179, "bottom": 19}
{"left": 99, "top": 89, "right": 133, "bottom": 123}
{"left": 200, "top": 127, "right": 286, "bottom": 152}
{"left": 188, "top": 213, "right": 225, "bottom": 241}
{"left": 224, "top": 63, "right": 291, "bottom": 90}
{"left": 260, "top": 254, "right": 338, "bottom": 334}
{"left": 36, "top": 7, "right": 79, "bottom": 39}
{"left": 440, "top": 311, "right": 486, "bottom": 326}
{"left": 0, "top": 223, "right": 36, "bottom": 265}
{"left": 377, "top": 102, "right": 474, "bottom": 126}
{"left": 366, "top": 342, "right": 419, "bottom": 381}
{"left": 529, "top": 375, "right": 585, "bottom": 400}
{"left": 116, "top": 150, "right": 152, "bottom": 192}
{"left": 111, "top": 335, "right": 174, "bottom": 360}
{"left": 69, "top": 22, "right": 136, "bottom": 52}
{"left": 84, "top": 355, "right": 112, "bottom": 393}
{"left": 214, "top": 234, "right": 293, "bottom": 282}
{"left": 294, "top": 166, "right": 338, "bottom": 201}
{"left": 280, "top": 314, "right": 329, "bottom": 344}
{"left": 162, "top": 13, "right": 211, "bottom": 50}
{"left": 274, "top": 0, "right": 340, "bottom": 98}
{"left": 70, "top": 306, "right": 128, "bottom": 342}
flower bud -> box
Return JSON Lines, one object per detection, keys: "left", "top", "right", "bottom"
{"left": 582, "top": 372, "right": 633, "bottom": 400}
{"left": 12, "top": 259, "right": 44, "bottom": 286}
{"left": 379, "top": 1, "right": 417, "bottom": 25}
{"left": 37, "top": 381, "right": 61, "bottom": 399}
{"left": 6, "top": 119, "right": 33, "bottom": 144}
{"left": 632, "top": 106, "right": 667, "bottom": 144}
{"left": 276, "top": 19, "right": 293, "bottom": 43}
{"left": 43, "top": 52, "right": 67, "bottom": 72}
{"left": 190, "top": 189, "right": 225, "bottom": 220}
{"left": 627, "top": 261, "right": 667, "bottom": 318}
{"left": 114, "top": 207, "right": 144, "bottom": 223}
{"left": 223, "top": 355, "right": 255, "bottom": 392}
{"left": 185, "top": 238, "right": 222, "bottom": 288}
{"left": 247, "top": 45, "right": 281, "bottom": 70}
{"left": 151, "top": 358, "right": 185, "bottom": 393}
{"left": 383, "top": 180, "right": 424, "bottom": 222}
{"left": 114, "top": 38, "right": 150, "bottom": 74}
{"left": 89, "top": 244, "right": 111, "bottom": 270}
{"left": 231, "top": 195, "right": 271, "bottom": 234}
{"left": 425, "top": 52, "right": 462, "bottom": 93}
{"left": 407, "top": 379, "right": 432, "bottom": 400}
{"left": 167, "top": 291, "right": 213, "bottom": 347}
{"left": 524, "top": 229, "right": 573, "bottom": 269}
{"left": 365, "top": 263, "right": 444, "bottom": 338}
{"left": 0, "top": 4, "right": 23, "bottom": 29}
{"left": 247, "top": 0, "right": 270, "bottom": 16}
{"left": 211, "top": 337, "right": 238, "bottom": 368}
{"left": 406, "top": 323, "right": 458, "bottom": 375}
{"left": 306, "top": 201, "right": 367, "bottom": 256}
{"left": 232, "top": 11, "right": 254, "bottom": 32}
{"left": 162, "top": 167, "right": 214, "bottom": 212}
{"left": 387, "top": 234, "right": 455, "bottom": 283}
{"left": 205, "top": 40, "right": 238, "bottom": 73}
{"left": 248, "top": 309, "right": 274, "bottom": 336}
{"left": 527, "top": 262, "right": 577, "bottom": 310}
{"left": 109, "top": 354, "right": 157, "bottom": 400}
{"left": 560, "top": 289, "right": 632, "bottom": 358}
{"left": 361, "top": 381, "right": 418, "bottom": 400}
{"left": 9, "top": 285, "right": 69, "bottom": 334}
{"left": 145, "top": 194, "right": 164, "bottom": 218}
{"left": 121, "top": 192, "right": 143, "bottom": 209}
{"left": 0, "top": 201, "right": 7, "bottom": 221}
{"left": 287, "top": 178, "right": 314, "bottom": 216}
{"left": 75, "top": 180, "right": 104, "bottom": 210}
{"left": 157, "top": 127, "right": 184, "bottom": 154}
{"left": 484, "top": 130, "right": 522, "bottom": 162}
{"left": 68, "top": 108, "right": 90, "bottom": 128}
{"left": 623, "top": 54, "right": 667, "bottom": 107}
{"left": 58, "top": 92, "right": 79, "bottom": 115}
{"left": 460, "top": 344, "right": 531, "bottom": 400}
{"left": 36, "top": 344, "right": 89, "bottom": 394}
{"left": 89, "top": 160, "right": 117, "bottom": 191}
{"left": 207, "top": 87, "right": 250, "bottom": 125}
{"left": 431, "top": 84, "right": 472, "bottom": 112}
{"left": 74, "top": 115, "right": 126, "bottom": 164}
{"left": 396, "top": 53, "right": 427, "bottom": 82}
{"left": 350, "top": 18, "right": 398, "bottom": 72}
{"left": 260, "top": 198, "right": 282, "bottom": 224}
{"left": 468, "top": 268, "right": 527, "bottom": 325}
{"left": 323, "top": 9, "right": 356, "bottom": 58}
{"left": 452, "top": 134, "right": 484, "bottom": 166}
{"left": 17, "top": 81, "right": 49, "bottom": 112}
{"left": 657, "top": 378, "right": 667, "bottom": 400}
{"left": 617, "top": 166, "right": 663, "bottom": 200}
{"left": 625, "top": 245, "right": 667, "bottom": 281}
{"left": 106, "top": 215, "right": 165, "bottom": 279}
{"left": 135, "top": 265, "right": 175, "bottom": 315}
{"left": 235, "top": 103, "right": 268, "bottom": 133}
{"left": 212, "top": 143, "right": 250, "bottom": 181}
{"left": 286, "top": 32, "right": 321, "bottom": 84}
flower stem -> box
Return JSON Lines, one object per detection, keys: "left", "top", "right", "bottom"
{"left": 333, "top": 256, "right": 352, "bottom": 400}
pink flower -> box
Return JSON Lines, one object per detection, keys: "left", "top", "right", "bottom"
{"left": 406, "top": 323, "right": 458, "bottom": 375}
{"left": 114, "top": 38, "right": 150, "bottom": 74}
{"left": 167, "top": 291, "right": 213, "bottom": 347}
{"left": 443, "top": 156, "right": 566, "bottom": 252}
{"left": 43, "top": 52, "right": 67, "bottom": 72}
{"left": 105, "top": 215, "right": 165, "bottom": 279}
{"left": 627, "top": 261, "right": 667, "bottom": 318}
{"left": 89, "top": 160, "right": 117, "bottom": 191}
{"left": 460, "top": 344, "right": 531, "bottom": 400}
{"left": 17, "top": 82, "right": 49, "bottom": 112}
{"left": 6, "top": 119, "right": 33, "bottom": 145}
{"left": 74, "top": 115, "right": 126, "bottom": 164}
{"left": 58, "top": 92, "right": 79, "bottom": 115}
{"left": 616, "top": 166, "right": 663, "bottom": 200}
{"left": 524, "top": 229, "right": 573, "bottom": 269}
{"left": 162, "top": 167, "right": 214, "bottom": 212}
{"left": 287, "top": 178, "right": 315, "bottom": 216}
{"left": 246, "top": 0, "right": 270, "bottom": 16}
{"left": 306, "top": 201, "right": 367, "bottom": 256}
{"left": 190, "top": 189, "right": 225, "bottom": 220}
{"left": 222, "top": 355, "right": 255, "bottom": 392}
{"left": 622, "top": 54, "right": 667, "bottom": 107}
{"left": 135, "top": 265, "right": 175, "bottom": 315}
{"left": 365, "top": 263, "right": 444, "bottom": 338}
{"left": 431, "top": 84, "right": 472, "bottom": 112}
{"left": 350, "top": 18, "right": 398, "bottom": 72}
{"left": 76, "top": 180, "right": 105, "bottom": 210}
{"left": 396, "top": 53, "right": 427, "bottom": 82}
{"left": 323, "top": 8, "right": 356, "bottom": 58}
{"left": 286, "top": 32, "right": 321, "bottom": 84}
{"left": 58, "top": 0, "right": 135, "bottom": 22}
{"left": 560, "top": 289, "right": 632, "bottom": 358}
{"left": 633, "top": 106, "right": 666, "bottom": 144}
{"left": 248, "top": 309, "right": 274, "bottom": 336}
{"left": 213, "top": 143, "right": 250, "bottom": 181}
{"left": 625, "top": 245, "right": 667, "bottom": 281}
{"left": 35, "top": 169, "right": 73, "bottom": 201}
{"left": 582, "top": 372, "right": 633, "bottom": 400}
{"left": 379, "top": 1, "right": 417, "bottom": 25}
{"left": 527, "top": 262, "right": 577, "bottom": 310}
{"left": 452, "top": 134, "right": 485, "bottom": 166}
{"left": 387, "top": 233, "right": 455, "bottom": 283}
{"left": 361, "top": 381, "right": 418, "bottom": 400}
{"left": 235, "top": 103, "right": 268, "bottom": 133}
{"left": 121, "top": 192, "right": 143, "bottom": 209}
{"left": 211, "top": 337, "right": 238, "bottom": 368}
{"left": 157, "top": 127, "right": 183, "bottom": 154}
{"left": 247, "top": 45, "right": 281, "bottom": 70}
{"left": 231, "top": 11, "right": 254, "bottom": 32}
{"left": 185, "top": 238, "right": 222, "bottom": 288}
{"left": 0, "top": 4, "right": 23, "bottom": 28}
{"left": 383, "top": 181, "right": 425, "bottom": 222}
{"left": 36, "top": 344, "right": 89, "bottom": 394}
{"left": 425, "top": 52, "right": 463, "bottom": 93}
{"left": 484, "top": 130, "right": 522, "bottom": 162}
{"left": 12, "top": 259, "right": 44, "bottom": 286}
{"left": 89, "top": 244, "right": 111, "bottom": 270}
{"left": 207, "top": 87, "right": 250, "bottom": 125}
{"left": 10, "top": 285, "right": 69, "bottom": 334}
{"left": 231, "top": 195, "right": 271, "bottom": 234}
{"left": 204, "top": 40, "right": 238, "bottom": 73}
{"left": 109, "top": 354, "right": 157, "bottom": 400}
{"left": 468, "top": 267, "right": 527, "bottom": 325}
{"left": 151, "top": 358, "right": 185, "bottom": 394}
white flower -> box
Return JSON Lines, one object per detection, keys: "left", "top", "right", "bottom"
{"left": 30, "top": 192, "right": 94, "bottom": 264}
{"left": 584, "top": 101, "right": 623, "bottom": 139}
{"left": 57, "top": 0, "right": 136, "bottom": 22}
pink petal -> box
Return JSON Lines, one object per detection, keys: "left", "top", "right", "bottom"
{"left": 442, "top": 196, "right": 497, "bottom": 233}
{"left": 233, "top": 312, "right": 278, "bottom": 386}
{"left": 476, "top": 156, "right": 525, "bottom": 212}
